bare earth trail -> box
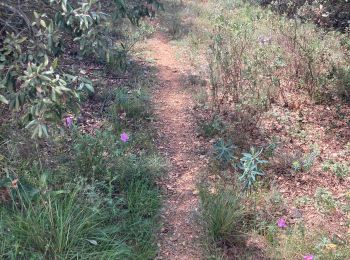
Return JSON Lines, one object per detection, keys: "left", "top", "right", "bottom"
{"left": 146, "top": 33, "right": 204, "bottom": 259}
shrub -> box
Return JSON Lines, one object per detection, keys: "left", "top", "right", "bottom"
{"left": 199, "top": 116, "right": 223, "bottom": 138}
{"left": 207, "top": 11, "right": 284, "bottom": 116}
{"left": 333, "top": 66, "right": 350, "bottom": 101}
{"left": 257, "top": 0, "right": 350, "bottom": 31}
{"left": 0, "top": 33, "right": 93, "bottom": 138}
{"left": 0, "top": 0, "right": 161, "bottom": 138}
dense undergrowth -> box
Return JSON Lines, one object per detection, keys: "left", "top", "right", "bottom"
{"left": 0, "top": 0, "right": 166, "bottom": 259}
{"left": 0, "top": 67, "right": 165, "bottom": 259}
{"left": 164, "top": 0, "right": 350, "bottom": 258}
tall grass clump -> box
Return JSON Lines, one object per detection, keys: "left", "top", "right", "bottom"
{"left": 199, "top": 185, "right": 247, "bottom": 246}
{"left": 0, "top": 181, "right": 131, "bottom": 259}
{"left": 0, "top": 132, "right": 164, "bottom": 259}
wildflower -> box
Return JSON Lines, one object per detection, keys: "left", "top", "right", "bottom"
{"left": 303, "top": 254, "right": 314, "bottom": 260}
{"left": 65, "top": 116, "right": 73, "bottom": 128}
{"left": 11, "top": 179, "right": 19, "bottom": 189}
{"left": 325, "top": 243, "right": 337, "bottom": 251}
{"left": 277, "top": 217, "right": 287, "bottom": 228}
{"left": 120, "top": 132, "right": 129, "bottom": 142}
{"left": 258, "top": 35, "right": 272, "bottom": 46}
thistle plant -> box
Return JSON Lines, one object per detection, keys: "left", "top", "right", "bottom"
{"left": 213, "top": 139, "right": 236, "bottom": 167}
{"left": 239, "top": 147, "right": 267, "bottom": 191}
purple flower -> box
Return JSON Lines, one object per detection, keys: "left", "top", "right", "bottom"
{"left": 65, "top": 116, "right": 73, "bottom": 128}
{"left": 303, "top": 255, "right": 314, "bottom": 260}
{"left": 120, "top": 132, "right": 129, "bottom": 142}
{"left": 277, "top": 217, "right": 287, "bottom": 228}
{"left": 258, "top": 35, "right": 272, "bottom": 46}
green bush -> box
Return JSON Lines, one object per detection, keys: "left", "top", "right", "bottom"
{"left": 0, "top": 0, "right": 161, "bottom": 138}
{"left": 199, "top": 116, "right": 223, "bottom": 138}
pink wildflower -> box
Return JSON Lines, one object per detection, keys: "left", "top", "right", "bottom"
{"left": 120, "top": 132, "right": 129, "bottom": 142}
{"left": 277, "top": 217, "right": 287, "bottom": 228}
{"left": 65, "top": 116, "right": 73, "bottom": 128}
{"left": 303, "top": 255, "right": 314, "bottom": 260}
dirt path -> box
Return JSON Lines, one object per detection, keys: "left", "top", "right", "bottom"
{"left": 146, "top": 34, "right": 204, "bottom": 259}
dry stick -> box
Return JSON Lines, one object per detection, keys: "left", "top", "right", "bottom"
{"left": 0, "top": 17, "right": 19, "bottom": 34}
{"left": 0, "top": 3, "right": 38, "bottom": 36}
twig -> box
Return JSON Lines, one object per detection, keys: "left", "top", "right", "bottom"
{"left": 0, "top": 17, "right": 19, "bottom": 34}
{"left": 0, "top": 3, "right": 37, "bottom": 35}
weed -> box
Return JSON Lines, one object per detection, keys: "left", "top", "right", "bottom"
{"left": 239, "top": 147, "right": 267, "bottom": 191}
{"left": 73, "top": 130, "right": 124, "bottom": 178}
{"left": 292, "top": 146, "right": 319, "bottom": 173}
{"left": 266, "top": 226, "right": 316, "bottom": 259}
{"left": 295, "top": 195, "right": 313, "bottom": 207}
{"left": 333, "top": 163, "right": 349, "bottom": 180}
{"left": 315, "top": 187, "right": 337, "bottom": 214}
{"left": 192, "top": 88, "right": 209, "bottom": 109}
{"left": 0, "top": 141, "right": 163, "bottom": 259}
{"left": 270, "top": 149, "right": 303, "bottom": 175}
{"left": 315, "top": 235, "right": 350, "bottom": 260}
{"left": 264, "top": 136, "right": 279, "bottom": 158}
{"left": 213, "top": 138, "right": 236, "bottom": 165}
{"left": 199, "top": 116, "right": 223, "bottom": 138}
{"left": 322, "top": 160, "right": 349, "bottom": 180}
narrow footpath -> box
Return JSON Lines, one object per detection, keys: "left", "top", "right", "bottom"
{"left": 147, "top": 33, "right": 204, "bottom": 259}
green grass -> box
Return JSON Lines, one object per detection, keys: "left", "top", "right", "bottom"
{"left": 0, "top": 185, "right": 131, "bottom": 259}
{"left": 0, "top": 44, "right": 164, "bottom": 259}
{"left": 0, "top": 135, "right": 164, "bottom": 259}
{"left": 199, "top": 185, "right": 247, "bottom": 246}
